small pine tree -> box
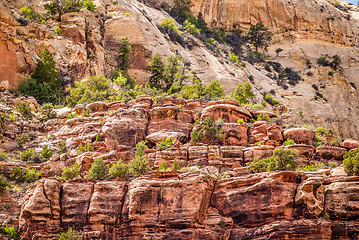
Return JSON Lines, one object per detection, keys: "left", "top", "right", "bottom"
{"left": 19, "top": 46, "right": 62, "bottom": 104}
{"left": 129, "top": 141, "right": 150, "bottom": 177}
{"left": 149, "top": 53, "right": 165, "bottom": 89}
{"left": 117, "top": 37, "right": 132, "bottom": 72}
{"left": 247, "top": 23, "right": 273, "bottom": 52}
{"left": 88, "top": 158, "right": 109, "bottom": 180}
{"left": 109, "top": 159, "right": 129, "bottom": 178}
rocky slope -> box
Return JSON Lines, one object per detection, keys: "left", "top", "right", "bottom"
{"left": 0, "top": 90, "right": 359, "bottom": 239}
{"left": 0, "top": 0, "right": 359, "bottom": 138}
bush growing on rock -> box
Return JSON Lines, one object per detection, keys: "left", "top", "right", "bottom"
{"left": 183, "top": 19, "right": 200, "bottom": 35}
{"left": 62, "top": 163, "right": 80, "bottom": 181}
{"left": 159, "top": 18, "right": 183, "bottom": 43}
{"left": 66, "top": 76, "right": 118, "bottom": 107}
{"left": 40, "top": 103, "right": 56, "bottom": 122}
{"left": 172, "top": 159, "right": 181, "bottom": 170}
{"left": 21, "top": 149, "right": 43, "bottom": 163}
{"left": 283, "top": 139, "right": 296, "bottom": 146}
{"left": 129, "top": 141, "right": 150, "bottom": 177}
{"left": 191, "top": 117, "right": 224, "bottom": 144}
{"left": 343, "top": 147, "right": 359, "bottom": 176}
{"left": 17, "top": 133, "right": 29, "bottom": 148}
{"left": 77, "top": 141, "right": 94, "bottom": 155}
{"left": 41, "top": 145, "right": 53, "bottom": 161}
{"left": 88, "top": 158, "right": 109, "bottom": 180}
{"left": 10, "top": 167, "right": 41, "bottom": 183}
{"left": 249, "top": 148, "right": 298, "bottom": 172}
{"left": 56, "top": 141, "right": 68, "bottom": 154}
{"left": 232, "top": 82, "right": 255, "bottom": 105}
{"left": 0, "top": 225, "right": 19, "bottom": 240}
{"left": 109, "top": 159, "right": 128, "bottom": 178}
{"left": 159, "top": 162, "right": 169, "bottom": 171}
{"left": 156, "top": 137, "right": 173, "bottom": 150}
{"left": 19, "top": 6, "right": 43, "bottom": 21}
{"left": 0, "top": 176, "right": 11, "bottom": 193}
{"left": 56, "top": 228, "right": 82, "bottom": 240}
{"left": 44, "top": 0, "right": 83, "bottom": 19}
{"left": 257, "top": 113, "right": 270, "bottom": 121}
{"left": 16, "top": 101, "right": 32, "bottom": 119}
{"left": 0, "top": 149, "right": 8, "bottom": 161}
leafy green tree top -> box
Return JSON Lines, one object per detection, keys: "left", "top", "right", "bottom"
{"left": 247, "top": 23, "right": 273, "bottom": 52}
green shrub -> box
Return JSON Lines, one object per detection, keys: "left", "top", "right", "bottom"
{"left": 19, "top": 6, "right": 42, "bottom": 20}
{"left": 40, "top": 103, "right": 56, "bottom": 122}
{"left": 232, "top": 82, "right": 255, "bottom": 105}
{"left": 82, "top": 0, "right": 97, "bottom": 11}
{"left": 172, "top": 159, "right": 181, "bottom": 170}
{"left": 53, "top": 26, "right": 61, "bottom": 35}
{"left": 156, "top": 137, "right": 173, "bottom": 150}
{"left": 56, "top": 228, "right": 82, "bottom": 240}
{"left": 229, "top": 53, "right": 240, "bottom": 63}
{"left": 246, "top": 51, "right": 264, "bottom": 63}
{"left": 159, "top": 162, "right": 168, "bottom": 171}
{"left": 81, "top": 109, "right": 91, "bottom": 117}
{"left": 237, "top": 119, "right": 245, "bottom": 124}
{"left": 10, "top": 167, "right": 41, "bottom": 183}
{"left": 41, "top": 145, "right": 53, "bottom": 161}
{"left": 0, "top": 225, "right": 19, "bottom": 240}
{"left": 183, "top": 19, "right": 200, "bottom": 35}
{"left": 21, "top": 149, "right": 43, "bottom": 163}
{"left": 0, "top": 149, "right": 9, "bottom": 161}
{"left": 204, "top": 38, "right": 217, "bottom": 51}
{"left": 343, "top": 147, "right": 359, "bottom": 176}
{"left": 66, "top": 113, "right": 79, "bottom": 119}
{"left": 203, "top": 79, "right": 224, "bottom": 100}
{"left": 56, "top": 141, "right": 68, "bottom": 154}
{"left": 62, "top": 163, "right": 80, "bottom": 181}
{"left": 264, "top": 93, "right": 280, "bottom": 106}
{"left": 257, "top": 113, "right": 270, "bottom": 121}
{"left": 297, "top": 162, "right": 326, "bottom": 172}
{"left": 109, "top": 159, "right": 128, "bottom": 178}
{"left": 129, "top": 141, "right": 150, "bottom": 177}
{"left": 16, "top": 101, "right": 32, "bottom": 119}
{"left": 159, "top": 18, "right": 182, "bottom": 42}
{"left": 18, "top": 46, "right": 63, "bottom": 105}
{"left": 191, "top": 117, "right": 224, "bottom": 144}
{"left": 88, "top": 158, "right": 108, "bottom": 180}
{"left": 249, "top": 148, "right": 298, "bottom": 172}
{"left": 283, "top": 139, "right": 296, "bottom": 146}
{"left": 0, "top": 176, "right": 11, "bottom": 193}
{"left": 66, "top": 75, "right": 118, "bottom": 107}
{"left": 17, "top": 133, "right": 29, "bottom": 148}
{"left": 77, "top": 141, "right": 94, "bottom": 155}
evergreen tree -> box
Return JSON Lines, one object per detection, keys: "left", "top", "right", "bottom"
{"left": 19, "top": 46, "right": 62, "bottom": 104}
{"left": 149, "top": 53, "right": 165, "bottom": 89}
{"left": 171, "top": 0, "right": 193, "bottom": 22}
{"left": 196, "top": 12, "right": 207, "bottom": 33}
{"left": 117, "top": 37, "right": 132, "bottom": 72}
{"left": 232, "top": 82, "right": 255, "bottom": 105}
{"left": 247, "top": 23, "right": 273, "bottom": 52}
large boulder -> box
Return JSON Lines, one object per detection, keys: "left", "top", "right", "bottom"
{"left": 201, "top": 104, "right": 252, "bottom": 123}
{"left": 102, "top": 108, "right": 148, "bottom": 150}
{"left": 283, "top": 128, "right": 315, "bottom": 146}
{"left": 248, "top": 121, "right": 283, "bottom": 146}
